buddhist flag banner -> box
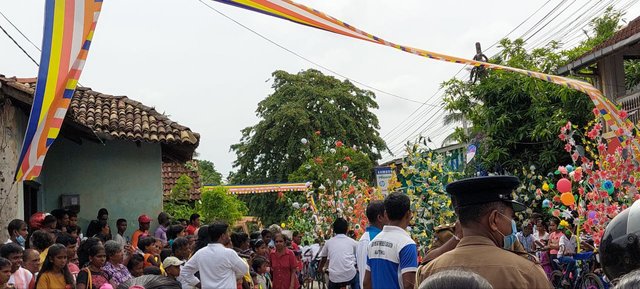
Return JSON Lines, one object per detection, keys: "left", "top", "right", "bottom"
{"left": 15, "top": 0, "right": 103, "bottom": 182}
{"left": 210, "top": 0, "right": 639, "bottom": 153}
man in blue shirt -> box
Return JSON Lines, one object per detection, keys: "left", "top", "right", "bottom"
{"left": 364, "top": 193, "right": 418, "bottom": 289}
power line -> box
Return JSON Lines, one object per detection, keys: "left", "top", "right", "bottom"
{"left": 525, "top": 0, "right": 602, "bottom": 49}
{"left": 384, "top": 1, "right": 559, "bottom": 154}
{"left": 0, "top": 8, "right": 41, "bottom": 51}
{"left": 519, "top": 0, "right": 569, "bottom": 40}
{"left": 523, "top": 0, "right": 578, "bottom": 44}
{"left": 484, "top": 0, "right": 553, "bottom": 54}
{"left": 0, "top": 22, "right": 38, "bottom": 66}
{"left": 554, "top": 0, "right": 621, "bottom": 45}
{"left": 197, "top": 0, "right": 431, "bottom": 105}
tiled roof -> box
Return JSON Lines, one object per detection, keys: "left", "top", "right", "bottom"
{"left": 583, "top": 16, "right": 640, "bottom": 57}
{"left": 0, "top": 76, "right": 199, "bottom": 159}
{"left": 162, "top": 161, "right": 202, "bottom": 200}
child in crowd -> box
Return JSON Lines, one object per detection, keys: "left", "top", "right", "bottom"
{"left": 76, "top": 244, "right": 114, "bottom": 289}
{"left": 113, "top": 219, "right": 128, "bottom": 248}
{"left": 140, "top": 237, "right": 165, "bottom": 275}
{"left": 0, "top": 257, "right": 11, "bottom": 289}
{"left": 252, "top": 256, "right": 271, "bottom": 289}
{"left": 252, "top": 239, "right": 269, "bottom": 260}
{"left": 162, "top": 257, "right": 184, "bottom": 281}
{"left": 126, "top": 254, "right": 144, "bottom": 278}
{"left": 166, "top": 225, "right": 186, "bottom": 247}
{"left": 538, "top": 240, "right": 553, "bottom": 279}
{"left": 94, "top": 221, "right": 111, "bottom": 243}
{"left": 171, "top": 237, "right": 190, "bottom": 262}
{"left": 35, "top": 244, "right": 75, "bottom": 289}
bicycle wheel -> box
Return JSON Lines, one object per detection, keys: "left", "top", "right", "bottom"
{"left": 578, "top": 273, "right": 605, "bottom": 289}
{"left": 551, "top": 270, "right": 564, "bottom": 288}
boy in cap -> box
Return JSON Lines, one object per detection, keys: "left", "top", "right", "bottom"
{"left": 416, "top": 176, "right": 552, "bottom": 289}
{"left": 132, "top": 214, "right": 151, "bottom": 250}
{"left": 163, "top": 256, "right": 184, "bottom": 281}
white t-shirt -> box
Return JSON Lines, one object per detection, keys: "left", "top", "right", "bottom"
{"left": 8, "top": 267, "right": 34, "bottom": 289}
{"left": 559, "top": 235, "right": 577, "bottom": 257}
{"left": 319, "top": 234, "right": 357, "bottom": 283}
{"left": 309, "top": 243, "right": 321, "bottom": 260}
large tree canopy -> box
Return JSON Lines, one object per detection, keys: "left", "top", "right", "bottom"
{"left": 197, "top": 159, "right": 223, "bottom": 185}
{"left": 442, "top": 8, "right": 624, "bottom": 174}
{"left": 230, "top": 69, "right": 387, "bottom": 184}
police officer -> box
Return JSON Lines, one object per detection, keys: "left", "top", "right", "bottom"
{"left": 416, "top": 176, "right": 552, "bottom": 289}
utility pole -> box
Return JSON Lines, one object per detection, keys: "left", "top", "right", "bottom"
{"left": 469, "top": 42, "right": 488, "bottom": 84}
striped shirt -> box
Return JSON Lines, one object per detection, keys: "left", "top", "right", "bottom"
{"left": 366, "top": 226, "right": 418, "bottom": 289}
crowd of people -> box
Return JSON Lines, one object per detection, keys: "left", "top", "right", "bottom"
{"left": 0, "top": 207, "right": 326, "bottom": 289}
{"left": 1, "top": 175, "right": 640, "bottom": 289}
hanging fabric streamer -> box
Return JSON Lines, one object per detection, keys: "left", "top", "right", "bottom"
{"left": 15, "top": 0, "right": 104, "bottom": 182}
{"left": 210, "top": 0, "right": 639, "bottom": 154}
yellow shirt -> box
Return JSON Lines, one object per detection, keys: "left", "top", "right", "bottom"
{"left": 35, "top": 271, "right": 70, "bottom": 289}
{"left": 38, "top": 247, "right": 49, "bottom": 270}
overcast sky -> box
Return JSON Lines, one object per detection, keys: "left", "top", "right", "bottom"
{"left": 2, "top": 0, "right": 639, "bottom": 179}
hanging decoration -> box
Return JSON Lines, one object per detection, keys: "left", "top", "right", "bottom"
{"left": 211, "top": 0, "right": 638, "bottom": 154}
{"left": 15, "top": 0, "right": 104, "bottom": 182}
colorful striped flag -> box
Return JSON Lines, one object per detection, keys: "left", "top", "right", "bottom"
{"left": 211, "top": 0, "right": 639, "bottom": 153}
{"left": 15, "top": 0, "right": 103, "bottom": 182}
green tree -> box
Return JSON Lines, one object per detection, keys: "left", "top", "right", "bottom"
{"left": 170, "top": 174, "right": 193, "bottom": 201}
{"left": 289, "top": 146, "right": 373, "bottom": 185}
{"left": 197, "top": 160, "right": 223, "bottom": 185}
{"left": 197, "top": 186, "right": 248, "bottom": 224}
{"left": 442, "top": 9, "right": 625, "bottom": 174}
{"left": 237, "top": 192, "right": 306, "bottom": 227}
{"left": 164, "top": 174, "right": 198, "bottom": 221}
{"left": 230, "top": 69, "right": 387, "bottom": 185}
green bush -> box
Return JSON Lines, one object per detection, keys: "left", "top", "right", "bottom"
{"left": 196, "top": 186, "right": 248, "bottom": 224}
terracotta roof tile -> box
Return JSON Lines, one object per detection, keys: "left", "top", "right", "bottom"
{"left": 162, "top": 161, "right": 202, "bottom": 200}
{"left": 0, "top": 77, "right": 200, "bottom": 150}
{"left": 581, "top": 15, "right": 640, "bottom": 57}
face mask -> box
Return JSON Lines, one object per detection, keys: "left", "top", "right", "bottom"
{"left": 16, "top": 235, "right": 26, "bottom": 247}
{"left": 497, "top": 213, "right": 517, "bottom": 250}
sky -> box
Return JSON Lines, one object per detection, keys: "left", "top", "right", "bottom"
{"left": 2, "top": 0, "right": 640, "bottom": 179}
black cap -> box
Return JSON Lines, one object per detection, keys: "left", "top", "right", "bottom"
{"left": 446, "top": 176, "right": 526, "bottom": 212}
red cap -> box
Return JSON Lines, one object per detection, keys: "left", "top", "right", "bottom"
{"left": 138, "top": 214, "right": 151, "bottom": 223}
{"left": 29, "top": 212, "right": 46, "bottom": 230}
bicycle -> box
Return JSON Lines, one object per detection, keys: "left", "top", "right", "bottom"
{"left": 550, "top": 251, "right": 605, "bottom": 289}
{"left": 301, "top": 247, "right": 326, "bottom": 289}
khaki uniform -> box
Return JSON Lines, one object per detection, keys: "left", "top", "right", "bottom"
{"left": 430, "top": 224, "right": 454, "bottom": 250}
{"left": 416, "top": 236, "right": 552, "bottom": 289}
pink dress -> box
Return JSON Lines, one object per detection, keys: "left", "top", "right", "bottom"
{"left": 539, "top": 251, "right": 553, "bottom": 279}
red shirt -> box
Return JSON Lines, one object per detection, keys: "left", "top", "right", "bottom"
{"left": 269, "top": 249, "right": 299, "bottom": 289}
{"left": 291, "top": 242, "right": 303, "bottom": 271}
{"left": 186, "top": 224, "right": 198, "bottom": 235}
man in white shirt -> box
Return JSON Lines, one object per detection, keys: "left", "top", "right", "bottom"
{"left": 557, "top": 225, "right": 577, "bottom": 286}
{"left": 180, "top": 221, "right": 249, "bottom": 289}
{"left": 319, "top": 218, "right": 358, "bottom": 289}
{"left": 356, "top": 201, "right": 387, "bottom": 289}
{"left": 1, "top": 243, "right": 34, "bottom": 289}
